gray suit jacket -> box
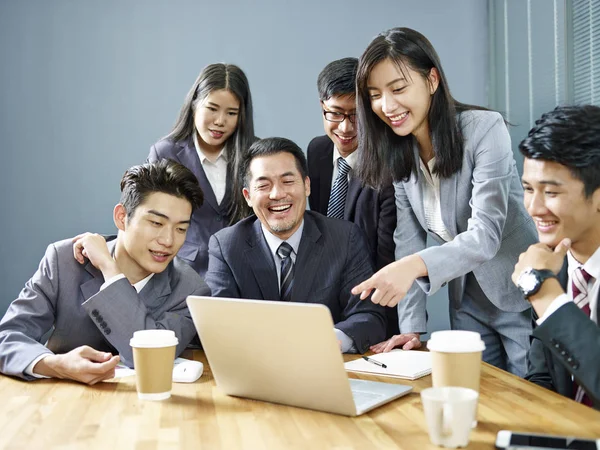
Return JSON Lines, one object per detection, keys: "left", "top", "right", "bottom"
{"left": 148, "top": 138, "right": 231, "bottom": 277}
{"left": 0, "top": 236, "right": 210, "bottom": 380}
{"left": 394, "top": 110, "right": 538, "bottom": 333}
{"left": 205, "top": 211, "right": 387, "bottom": 353}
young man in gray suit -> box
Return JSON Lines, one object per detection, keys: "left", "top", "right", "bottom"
{"left": 0, "top": 159, "right": 209, "bottom": 384}
{"left": 513, "top": 105, "right": 600, "bottom": 409}
{"left": 205, "top": 137, "right": 387, "bottom": 353}
{"left": 307, "top": 58, "right": 398, "bottom": 338}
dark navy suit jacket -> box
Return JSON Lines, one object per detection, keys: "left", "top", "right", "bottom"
{"left": 205, "top": 211, "right": 387, "bottom": 353}
{"left": 148, "top": 137, "right": 231, "bottom": 277}
{"left": 526, "top": 263, "right": 600, "bottom": 409}
{"left": 307, "top": 135, "right": 398, "bottom": 337}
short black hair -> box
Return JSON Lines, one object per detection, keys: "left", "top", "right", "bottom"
{"left": 120, "top": 159, "right": 204, "bottom": 218}
{"left": 317, "top": 57, "right": 358, "bottom": 101}
{"left": 242, "top": 137, "right": 308, "bottom": 187}
{"left": 519, "top": 105, "right": 600, "bottom": 198}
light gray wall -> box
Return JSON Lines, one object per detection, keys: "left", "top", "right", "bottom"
{"left": 0, "top": 0, "right": 489, "bottom": 335}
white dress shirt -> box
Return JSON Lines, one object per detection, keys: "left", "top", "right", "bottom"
{"left": 25, "top": 272, "right": 154, "bottom": 377}
{"left": 537, "top": 247, "right": 600, "bottom": 325}
{"left": 193, "top": 133, "right": 228, "bottom": 205}
{"left": 419, "top": 157, "right": 453, "bottom": 243}
{"left": 260, "top": 221, "right": 356, "bottom": 353}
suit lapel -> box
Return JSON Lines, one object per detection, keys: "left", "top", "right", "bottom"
{"left": 244, "top": 220, "right": 280, "bottom": 300}
{"left": 176, "top": 140, "right": 221, "bottom": 214}
{"left": 439, "top": 175, "right": 458, "bottom": 237}
{"left": 345, "top": 176, "right": 361, "bottom": 220}
{"left": 139, "top": 267, "right": 172, "bottom": 309}
{"left": 318, "top": 142, "right": 334, "bottom": 213}
{"left": 403, "top": 146, "right": 427, "bottom": 228}
{"left": 293, "top": 214, "right": 324, "bottom": 303}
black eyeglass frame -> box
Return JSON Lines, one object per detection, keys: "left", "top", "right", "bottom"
{"left": 322, "top": 109, "right": 357, "bottom": 124}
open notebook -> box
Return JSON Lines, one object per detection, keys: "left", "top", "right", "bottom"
{"left": 344, "top": 350, "right": 432, "bottom": 380}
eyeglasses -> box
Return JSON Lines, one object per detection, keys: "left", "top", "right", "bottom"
{"left": 323, "top": 110, "right": 357, "bottom": 124}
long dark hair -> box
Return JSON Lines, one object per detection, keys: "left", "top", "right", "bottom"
{"left": 356, "top": 27, "right": 486, "bottom": 188}
{"left": 166, "top": 63, "right": 255, "bottom": 223}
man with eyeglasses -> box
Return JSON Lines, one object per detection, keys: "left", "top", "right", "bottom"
{"left": 307, "top": 57, "right": 398, "bottom": 338}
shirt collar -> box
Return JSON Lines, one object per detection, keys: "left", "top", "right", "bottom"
{"left": 193, "top": 132, "right": 228, "bottom": 164}
{"left": 567, "top": 246, "right": 600, "bottom": 279}
{"left": 134, "top": 273, "right": 154, "bottom": 293}
{"left": 332, "top": 145, "right": 357, "bottom": 169}
{"left": 261, "top": 220, "right": 304, "bottom": 257}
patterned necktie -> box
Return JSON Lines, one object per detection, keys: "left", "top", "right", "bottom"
{"left": 571, "top": 266, "right": 593, "bottom": 406}
{"left": 277, "top": 242, "right": 294, "bottom": 302}
{"left": 327, "top": 157, "right": 351, "bottom": 219}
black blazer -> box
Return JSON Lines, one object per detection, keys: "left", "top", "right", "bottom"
{"left": 148, "top": 137, "right": 231, "bottom": 278}
{"left": 526, "top": 263, "right": 600, "bottom": 410}
{"left": 307, "top": 135, "right": 398, "bottom": 337}
{"left": 205, "top": 211, "right": 388, "bottom": 353}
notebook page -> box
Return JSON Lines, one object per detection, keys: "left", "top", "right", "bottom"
{"left": 344, "top": 349, "right": 432, "bottom": 380}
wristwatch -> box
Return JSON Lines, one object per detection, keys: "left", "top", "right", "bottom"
{"left": 516, "top": 267, "right": 557, "bottom": 299}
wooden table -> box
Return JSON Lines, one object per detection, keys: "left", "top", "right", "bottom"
{"left": 1, "top": 351, "right": 599, "bottom": 449}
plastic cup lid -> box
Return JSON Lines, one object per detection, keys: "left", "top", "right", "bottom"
{"left": 427, "top": 330, "right": 486, "bottom": 353}
{"left": 130, "top": 329, "right": 179, "bottom": 348}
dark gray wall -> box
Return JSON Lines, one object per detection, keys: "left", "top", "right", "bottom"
{"left": 0, "top": 0, "right": 489, "bottom": 334}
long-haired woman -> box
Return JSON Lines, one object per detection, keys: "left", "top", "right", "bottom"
{"left": 148, "top": 63, "right": 255, "bottom": 277}
{"left": 351, "top": 28, "right": 538, "bottom": 376}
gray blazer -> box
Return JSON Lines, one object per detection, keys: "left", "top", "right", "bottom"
{"left": 148, "top": 138, "right": 231, "bottom": 277}
{"left": 394, "top": 110, "right": 538, "bottom": 333}
{"left": 205, "top": 211, "right": 387, "bottom": 353}
{"left": 0, "top": 236, "right": 210, "bottom": 380}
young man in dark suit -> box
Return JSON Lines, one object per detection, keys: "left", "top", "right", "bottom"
{"left": 206, "top": 137, "right": 387, "bottom": 353}
{"left": 0, "top": 160, "right": 209, "bottom": 384}
{"left": 307, "top": 58, "right": 398, "bottom": 337}
{"left": 513, "top": 105, "right": 600, "bottom": 409}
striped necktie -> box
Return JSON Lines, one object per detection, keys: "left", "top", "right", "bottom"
{"left": 571, "top": 266, "right": 593, "bottom": 407}
{"left": 277, "top": 242, "right": 294, "bottom": 302}
{"left": 327, "top": 157, "right": 351, "bottom": 219}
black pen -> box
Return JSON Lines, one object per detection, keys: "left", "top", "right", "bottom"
{"left": 362, "top": 356, "right": 387, "bottom": 369}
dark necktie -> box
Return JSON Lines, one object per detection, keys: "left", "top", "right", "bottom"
{"left": 571, "top": 266, "right": 593, "bottom": 407}
{"left": 277, "top": 242, "right": 294, "bottom": 302}
{"left": 327, "top": 157, "right": 351, "bottom": 219}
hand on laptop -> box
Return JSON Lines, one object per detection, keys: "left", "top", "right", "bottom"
{"left": 369, "top": 333, "right": 421, "bottom": 353}
{"left": 33, "top": 345, "right": 120, "bottom": 385}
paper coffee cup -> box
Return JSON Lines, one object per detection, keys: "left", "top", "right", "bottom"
{"left": 427, "top": 330, "right": 485, "bottom": 392}
{"left": 130, "top": 330, "right": 178, "bottom": 401}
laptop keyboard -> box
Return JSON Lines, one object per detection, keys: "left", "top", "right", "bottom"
{"left": 349, "top": 379, "right": 389, "bottom": 410}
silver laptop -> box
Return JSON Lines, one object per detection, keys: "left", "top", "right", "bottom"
{"left": 187, "top": 296, "right": 412, "bottom": 416}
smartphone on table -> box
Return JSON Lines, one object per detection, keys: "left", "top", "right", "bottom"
{"left": 496, "top": 430, "right": 600, "bottom": 450}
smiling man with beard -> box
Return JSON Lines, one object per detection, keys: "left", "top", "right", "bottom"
{"left": 0, "top": 159, "right": 209, "bottom": 384}
{"left": 205, "top": 137, "right": 387, "bottom": 353}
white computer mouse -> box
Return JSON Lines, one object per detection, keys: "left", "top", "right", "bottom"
{"left": 172, "top": 359, "right": 204, "bottom": 383}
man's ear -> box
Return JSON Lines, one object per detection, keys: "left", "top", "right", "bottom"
{"left": 428, "top": 67, "right": 440, "bottom": 95}
{"left": 592, "top": 187, "right": 600, "bottom": 213}
{"left": 113, "top": 204, "right": 128, "bottom": 231}
{"left": 304, "top": 176, "right": 311, "bottom": 198}
{"left": 242, "top": 187, "right": 252, "bottom": 207}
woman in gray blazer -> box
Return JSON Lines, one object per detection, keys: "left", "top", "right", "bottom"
{"left": 148, "top": 63, "right": 256, "bottom": 277}
{"left": 351, "top": 28, "right": 538, "bottom": 376}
